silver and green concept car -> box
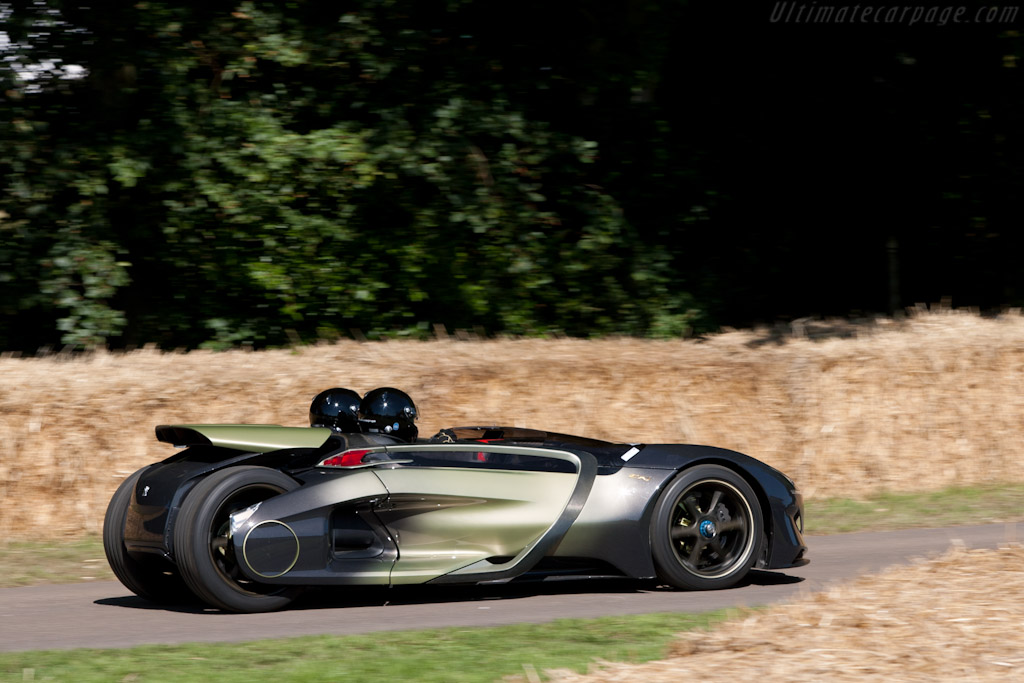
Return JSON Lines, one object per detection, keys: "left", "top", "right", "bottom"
{"left": 104, "top": 425, "right": 807, "bottom": 613}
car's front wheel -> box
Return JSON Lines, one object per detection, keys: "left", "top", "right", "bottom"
{"left": 173, "top": 466, "right": 304, "bottom": 613}
{"left": 650, "top": 464, "right": 763, "bottom": 590}
{"left": 103, "top": 468, "right": 194, "bottom": 604}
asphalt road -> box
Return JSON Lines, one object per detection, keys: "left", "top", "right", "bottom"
{"left": 1, "top": 523, "right": 1018, "bottom": 653}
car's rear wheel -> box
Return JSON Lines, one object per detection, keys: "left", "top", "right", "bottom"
{"left": 173, "top": 466, "right": 304, "bottom": 613}
{"left": 650, "top": 464, "right": 763, "bottom": 590}
{"left": 103, "top": 468, "right": 193, "bottom": 604}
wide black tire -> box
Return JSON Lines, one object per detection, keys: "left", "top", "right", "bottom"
{"left": 173, "top": 466, "right": 304, "bottom": 613}
{"left": 103, "top": 468, "right": 194, "bottom": 604}
{"left": 650, "top": 464, "right": 763, "bottom": 591}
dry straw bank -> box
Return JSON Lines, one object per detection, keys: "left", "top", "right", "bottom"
{"left": 2, "top": 309, "right": 1023, "bottom": 540}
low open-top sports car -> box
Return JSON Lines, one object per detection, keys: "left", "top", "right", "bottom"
{"left": 104, "top": 424, "right": 807, "bottom": 613}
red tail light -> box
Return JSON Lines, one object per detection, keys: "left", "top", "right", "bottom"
{"left": 319, "top": 449, "right": 370, "bottom": 467}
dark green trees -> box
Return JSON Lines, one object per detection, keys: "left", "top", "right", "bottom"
{"left": 1, "top": 1, "right": 699, "bottom": 349}
{"left": 3, "top": 2, "right": 1024, "bottom": 350}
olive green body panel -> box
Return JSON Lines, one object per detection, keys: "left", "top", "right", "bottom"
{"left": 228, "top": 442, "right": 593, "bottom": 586}
{"left": 373, "top": 467, "right": 578, "bottom": 583}
{"left": 378, "top": 442, "right": 593, "bottom": 584}
{"left": 156, "top": 424, "right": 332, "bottom": 452}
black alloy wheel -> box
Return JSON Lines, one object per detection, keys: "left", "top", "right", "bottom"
{"left": 650, "top": 464, "right": 763, "bottom": 590}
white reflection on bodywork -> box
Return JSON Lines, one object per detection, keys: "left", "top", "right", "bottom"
{"left": 229, "top": 501, "right": 262, "bottom": 536}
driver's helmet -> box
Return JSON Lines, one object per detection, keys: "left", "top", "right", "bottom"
{"left": 309, "top": 388, "right": 362, "bottom": 432}
{"left": 358, "top": 387, "right": 418, "bottom": 442}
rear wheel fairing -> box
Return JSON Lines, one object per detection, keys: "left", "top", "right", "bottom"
{"left": 173, "top": 467, "right": 304, "bottom": 612}
{"left": 125, "top": 456, "right": 245, "bottom": 556}
{"left": 228, "top": 469, "right": 396, "bottom": 585}
{"left": 124, "top": 441, "right": 340, "bottom": 557}
{"left": 104, "top": 468, "right": 193, "bottom": 603}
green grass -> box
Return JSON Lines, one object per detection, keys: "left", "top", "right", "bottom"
{"left": 0, "top": 538, "right": 113, "bottom": 588}
{"left": 0, "top": 611, "right": 737, "bottom": 682}
{"left": 804, "top": 482, "right": 1024, "bottom": 534}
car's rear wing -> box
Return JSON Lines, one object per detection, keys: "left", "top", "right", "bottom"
{"left": 155, "top": 424, "right": 332, "bottom": 452}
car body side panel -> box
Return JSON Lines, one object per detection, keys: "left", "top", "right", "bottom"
{"left": 551, "top": 466, "right": 677, "bottom": 578}
{"left": 229, "top": 443, "right": 595, "bottom": 586}
{"left": 369, "top": 442, "right": 596, "bottom": 584}
{"left": 373, "top": 467, "right": 578, "bottom": 583}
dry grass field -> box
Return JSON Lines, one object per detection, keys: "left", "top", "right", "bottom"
{"left": 2, "top": 308, "right": 1024, "bottom": 540}
{"left": 546, "top": 543, "right": 1024, "bottom": 682}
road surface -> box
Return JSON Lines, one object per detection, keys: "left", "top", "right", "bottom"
{"left": 1, "top": 523, "right": 1018, "bottom": 652}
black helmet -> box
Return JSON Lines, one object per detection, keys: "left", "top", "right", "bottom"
{"left": 309, "top": 388, "right": 361, "bottom": 432}
{"left": 358, "top": 387, "right": 418, "bottom": 442}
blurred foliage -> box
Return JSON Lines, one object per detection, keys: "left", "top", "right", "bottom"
{"left": 2, "top": 1, "right": 1024, "bottom": 349}
{"left": 0, "top": 0, "right": 701, "bottom": 349}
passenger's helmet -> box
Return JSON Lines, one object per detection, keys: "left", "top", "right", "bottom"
{"left": 309, "top": 388, "right": 362, "bottom": 432}
{"left": 358, "top": 387, "right": 418, "bottom": 442}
